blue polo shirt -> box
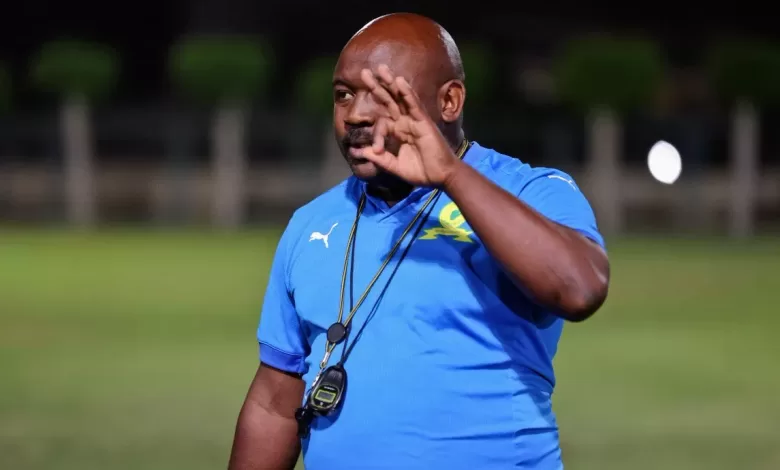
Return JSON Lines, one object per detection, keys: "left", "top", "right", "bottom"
{"left": 257, "top": 142, "right": 604, "bottom": 470}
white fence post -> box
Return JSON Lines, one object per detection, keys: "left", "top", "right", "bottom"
{"left": 586, "top": 107, "right": 623, "bottom": 236}
{"left": 729, "top": 99, "right": 758, "bottom": 238}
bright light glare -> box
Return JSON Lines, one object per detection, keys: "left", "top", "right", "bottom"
{"left": 647, "top": 140, "right": 682, "bottom": 184}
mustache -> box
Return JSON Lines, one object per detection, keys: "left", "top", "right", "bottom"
{"left": 342, "top": 128, "right": 374, "bottom": 148}
{"left": 342, "top": 128, "right": 401, "bottom": 153}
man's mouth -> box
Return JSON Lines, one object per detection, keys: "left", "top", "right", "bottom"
{"left": 346, "top": 141, "right": 372, "bottom": 161}
{"left": 348, "top": 146, "right": 367, "bottom": 160}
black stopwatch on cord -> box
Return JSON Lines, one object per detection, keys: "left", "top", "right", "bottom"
{"left": 294, "top": 140, "right": 472, "bottom": 438}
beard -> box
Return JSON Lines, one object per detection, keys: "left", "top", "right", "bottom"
{"left": 339, "top": 128, "right": 401, "bottom": 180}
{"left": 337, "top": 127, "right": 411, "bottom": 200}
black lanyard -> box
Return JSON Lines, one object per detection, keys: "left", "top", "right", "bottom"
{"left": 295, "top": 140, "right": 471, "bottom": 438}
{"left": 316, "top": 139, "right": 472, "bottom": 372}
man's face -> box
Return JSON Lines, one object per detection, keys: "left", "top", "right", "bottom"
{"left": 332, "top": 40, "right": 438, "bottom": 183}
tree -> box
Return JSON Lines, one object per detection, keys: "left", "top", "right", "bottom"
{"left": 293, "top": 56, "right": 346, "bottom": 189}
{"left": 458, "top": 41, "right": 499, "bottom": 144}
{"left": 169, "top": 36, "right": 273, "bottom": 229}
{"left": 459, "top": 41, "right": 496, "bottom": 111}
{"left": 554, "top": 36, "right": 663, "bottom": 235}
{"left": 0, "top": 64, "right": 11, "bottom": 211}
{"left": 707, "top": 39, "right": 780, "bottom": 238}
{"left": 31, "top": 39, "right": 119, "bottom": 228}
{"left": 0, "top": 64, "right": 10, "bottom": 113}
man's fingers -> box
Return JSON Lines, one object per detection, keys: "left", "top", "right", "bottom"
{"left": 358, "top": 145, "right": 396, "bottom": 173}
{"left": 372, "top": 118, "right": 391, "bottom": 154}
{"left": 376, "top": 65, "right": 400, "bottom": 95}
{"left": 360, "top": 65, "right": 428, "bottom": 126}
{"left": 360, "top": 69, "right": 401, "bottom": 120}
{"left": 395, "top": 76, "right": 427, "bottom": 121}
{"left": 376, "top": 65, "right": 409, "bottom": 114}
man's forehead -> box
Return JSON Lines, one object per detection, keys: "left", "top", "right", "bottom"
{"left": 336, "top": 39, "right": 423, "bottom": 83}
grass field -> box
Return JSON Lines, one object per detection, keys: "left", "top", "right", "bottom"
{"left": 1, "top": 230, "right": 779, "bottom": 470}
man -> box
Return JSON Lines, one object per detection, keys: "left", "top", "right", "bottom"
{"left": 229, "top": 12, "right": 609, "bottom": 470}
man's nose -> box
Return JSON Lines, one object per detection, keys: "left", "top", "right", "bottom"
{"left": 345, "top": 93, "right": 378, "bottom": 128}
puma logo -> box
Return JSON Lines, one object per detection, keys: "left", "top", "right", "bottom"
{"left": 547, "top": 174, "right": 577, "bottom": 190}
{"left": 309, "top": 223, "right": 338, "bottom": 248}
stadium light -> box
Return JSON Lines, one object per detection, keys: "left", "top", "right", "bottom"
{"left": 647, "top": 140, "right": 682, "bottom": 184}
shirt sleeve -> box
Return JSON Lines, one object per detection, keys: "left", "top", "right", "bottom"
{"left": 517, "top": 169, "right": 606, "bottom": 249}
{"left": 256, "top": 215, "right": 309, "bottom": 374}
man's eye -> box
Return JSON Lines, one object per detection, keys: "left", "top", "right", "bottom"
{"left": 334, "top": 90, "right": 354, "bottom": 102}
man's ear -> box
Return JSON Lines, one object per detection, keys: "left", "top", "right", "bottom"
{"left": 439, "top": 80, "right": 465, "bottom": 123}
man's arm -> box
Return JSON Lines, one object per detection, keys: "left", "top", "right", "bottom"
{"left": 442, "top": 162, "right": 610, "bottom": 321}
{"left": 228, "top": 364, "right": 305, "bottom": 470}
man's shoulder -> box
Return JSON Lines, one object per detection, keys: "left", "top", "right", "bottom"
{"left": 475, "top": 144, "right": 578, "bottom": 193}
{"left": 478, "top": 144, "right": 603, "bottom": 245}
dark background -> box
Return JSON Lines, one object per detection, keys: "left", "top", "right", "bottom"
{"left": 3, "top": 1, "right": 778, "bottom": 107}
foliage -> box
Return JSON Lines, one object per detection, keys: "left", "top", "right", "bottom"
{"left": 0, "top": 63, "right": 11, "bottom": 112}
{"left": 170, "top": 35, "right": 273, "bottom": 105}
{"left": 554, "top": 36, "right": 663, "bottom": 112}
{"left": 31, "top": 39, "right": 119, "bottom": 101}
{"left": 293, "top": 56, "right": 337, "bottom": 118}
{"left": 706, "top": 38, "right": 780, "bottom": 105}
{"left": 459, "top": 41, "right": 496, "bottom": 108}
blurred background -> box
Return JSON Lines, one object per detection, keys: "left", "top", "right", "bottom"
{"left": 1, "top": 1, "right": 778, "bottom": 469}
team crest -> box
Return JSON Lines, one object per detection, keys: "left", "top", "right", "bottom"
{"left": 420, "top": 202, "right": 474, "bottom": 243}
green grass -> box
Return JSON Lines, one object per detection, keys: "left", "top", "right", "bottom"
{"left": 1, "top": 230, "right": 779, "bottom": 470}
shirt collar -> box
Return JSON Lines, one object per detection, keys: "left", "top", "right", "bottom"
{"left": 349, "top": 141, "right": 487, "bottom": 219}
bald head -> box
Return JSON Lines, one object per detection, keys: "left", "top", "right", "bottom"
{"left": 333, "top": 13, "right": 467, "bottom": 184}
{"left": 347, "top": 13, "right": 465, "bottom": 85}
